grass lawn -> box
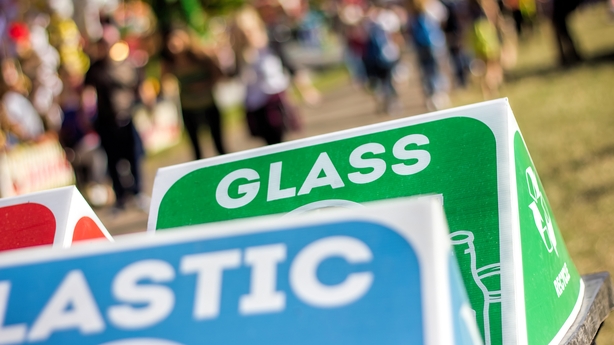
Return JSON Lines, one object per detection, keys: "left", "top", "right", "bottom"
{"left": 451, "top": 2, "right": 614, "bottom": 342}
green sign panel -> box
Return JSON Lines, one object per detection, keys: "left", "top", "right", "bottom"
{"left": 148, "top": 100, "right": 583, "bottom": 344}
{"left": 514, "top": 132, "right": 583, "bottom": 344}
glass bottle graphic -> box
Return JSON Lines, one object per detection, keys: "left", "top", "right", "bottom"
{"left": 450, "top": 231, "right": 501, "bottom": 345}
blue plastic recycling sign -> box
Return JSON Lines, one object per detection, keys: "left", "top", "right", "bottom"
{"left": 0, "top": 220, "right": 427, "bottom": 345}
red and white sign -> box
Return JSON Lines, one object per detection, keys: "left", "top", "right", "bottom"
{"left": 0, "top": 186, "right": 113, "bottom": 252}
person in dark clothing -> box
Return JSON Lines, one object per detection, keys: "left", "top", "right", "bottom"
{"left": 163, "top": 29, "right": 226, "bottom": 160}
{"left": 58, "top": 69, "right": 110, "bottom": 206}
{"left": 552, "top": 0, "right": 582, "bottom": 66}
{"left": 441, "top": 0, "right": 469, "bottom": 88}
{"left": 84, "top": 25, "right": 144, "bottom": 209}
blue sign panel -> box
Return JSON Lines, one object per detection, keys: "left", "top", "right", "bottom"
{"left": 450, "top": 254, "right": 483, "bottom": 344}
{"left": 0, "top": 221, "right": 423, "bottom": 345}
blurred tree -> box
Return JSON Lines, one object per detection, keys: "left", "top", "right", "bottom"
{"left": 149, "top": 0, "right": 244, "bottom": 37}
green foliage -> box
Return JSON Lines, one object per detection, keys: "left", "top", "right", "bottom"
{"left": 148, "top": 0, "right": 244, "bottom": 36}
{"left": 197, "top": 0, "right": 245, "bottom": 16}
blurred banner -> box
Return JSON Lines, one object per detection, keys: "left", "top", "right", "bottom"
{"left": 133, "top": 76, "right": 183, "bottom": 156}
{"left": 133, "top": 100, "right": 182, "bottom": 155}
{"left": 0, "top": 137, "right": 75, "bottom": 197}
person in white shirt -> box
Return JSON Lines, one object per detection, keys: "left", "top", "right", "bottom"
{"left": 232, "top": 5, "right": 302, "bottom": 145}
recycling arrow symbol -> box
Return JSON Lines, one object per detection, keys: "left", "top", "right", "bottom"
{"left": 525, "top": 167, "right": 558, "bottom": 256}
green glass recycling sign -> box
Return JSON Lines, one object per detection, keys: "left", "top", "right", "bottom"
{"left": 148, "top": 100, "right": 583, "bottom": 345}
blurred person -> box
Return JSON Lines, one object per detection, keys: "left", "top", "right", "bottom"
{"left": 58, "top": 68, "right": 111, "bottom": 207}
{"left": 441, "top": 0, "right": 470, "bottom": 88}
{"left": 518, "top": 0, "right": 537, "bottom": 34}
{"left": 551, "top": 0, "right": 582, "bottom": 66}
{"left": 502, "top": 0, "right": 536, "bottom": 36}
{"left": 27, "top": 16, "right": 65, "bottom": 133}
{"left": 408, "top": 0, "right": 451, "bottom": 110}
{"left": 163, "top": 28, "right": 226, "bottom": 160}
{"left": 503, "top": 0, "right": 523, "bottom": 35}
{"left": 231, "top": 5, "right": 302, "bottom": 145}
{"left": 257, "top": 0, "right": 322, "bottom": 106}
{"left": 0, "top": 58, "right": 45, "bottom": 144}
{"left": 467, "top": 0, "right": 504, "bottom": 98}
{"left": 84, "top": 24, "right": 145, "bottom": 210}
{"left": 339, "top": 2, "right": 370, "bottom": 87}
{"left": 296, "top": 7, "right": 326, "bottom": 48}
{"left": 363, "top": 3, "right": 403, "bottom": 114}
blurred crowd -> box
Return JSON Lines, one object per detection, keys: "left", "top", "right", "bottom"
{"left": 0, "top": 0, "right": 596, "bottom": 209}
{"left": 0, "top": 0, "right": 157, "bottom": 209}
{"left": 336, "top": 0, "right": 576, "bottom": 112}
